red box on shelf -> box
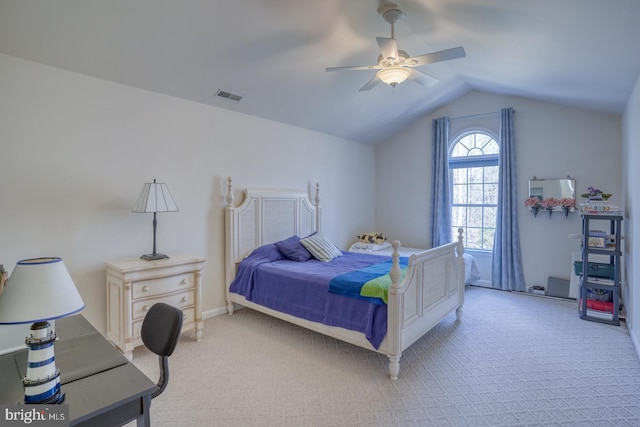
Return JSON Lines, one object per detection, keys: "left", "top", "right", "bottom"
{"left": 586, "top": 299, "right": 614, "bottom": 313}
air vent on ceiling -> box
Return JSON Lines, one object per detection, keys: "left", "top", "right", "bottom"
{"left": 215, "top": 89, "right": 243, "bottom": 102}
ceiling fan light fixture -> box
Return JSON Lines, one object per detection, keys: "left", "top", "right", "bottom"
{"left": 377, "top": 67, "right": 411, "bottom": 87}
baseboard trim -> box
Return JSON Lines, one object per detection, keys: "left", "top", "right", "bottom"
{"left": 630, "top": 325, "right": 640, "bottom": 360}
{"left": 473, "top": 279, "right": 492, "bottom": 288}
{"left": 203, "top": 306, "right": 229, "bottom": 320}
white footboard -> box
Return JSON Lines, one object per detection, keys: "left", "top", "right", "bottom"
{"left": 385, "top": 229, "right": 465, "bottom": 379}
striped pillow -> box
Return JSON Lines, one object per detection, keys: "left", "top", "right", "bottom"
{"left": 300, "top": 233, "right": 343, "bottom": 262}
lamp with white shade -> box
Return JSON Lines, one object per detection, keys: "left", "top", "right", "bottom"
{"left": 0, "top": 257, "right": 85, "bottom": 404}
{"left": 133, "top": 178, "right": 178, "bottom": 261}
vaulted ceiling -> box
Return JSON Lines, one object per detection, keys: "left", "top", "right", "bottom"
{"left": 1, "top": 0, "right": 639, "bottom": 144}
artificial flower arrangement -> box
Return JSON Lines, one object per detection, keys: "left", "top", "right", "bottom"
{"left": 580, "top": 186, "right": 612, "bottom": 200}
{"left": 524, "top": 197, "right": 542, "bottom": 208}
{"left": 559, "top": 197, "right": 575, "bottom": 208}
{"left": 541, "top": 197, "right": 560, "bottom": 218}
{"left": 559, "top": 197, "right": 576, "bottom": 218}
{"left": 524, "top": 197, "right": 543, "bottom": 217}
{"left": 525, "top": 196, "right": 575, "bottom": 218}
{"left": 541, "top": 197, "right": 559, "bottom": 209}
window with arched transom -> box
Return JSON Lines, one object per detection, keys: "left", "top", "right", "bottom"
{"left": 449, "top": 131, "right": 499, "bottom": 251}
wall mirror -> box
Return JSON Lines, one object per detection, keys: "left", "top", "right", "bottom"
{"left": 529, "top": 176, "right": 576, "bottom": 211}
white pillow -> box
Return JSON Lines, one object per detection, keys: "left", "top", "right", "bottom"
{"left": 300, "top": 233, "right": 343, "bottom": 262}
{"left": 348, "top": 241, "right": 392, "bottom": 252}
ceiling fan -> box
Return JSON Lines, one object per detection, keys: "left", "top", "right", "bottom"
{"left": 326, "top": 2, "right": 466, "bottom": 92}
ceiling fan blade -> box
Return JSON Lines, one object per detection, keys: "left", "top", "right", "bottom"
{"left": 326, "top": 64, "right": 381, "bottom": 72}
{"left": 359, "top": 75, "right": 381, "bottom": 92}
{"left": 409, "top": 46, "right": 466, "bottom": 67}
{"left": 408, "top": 69, "right": 439, "bottom": 88}
{"left": 376, "top": 37, "right": 398, "bottom": 60}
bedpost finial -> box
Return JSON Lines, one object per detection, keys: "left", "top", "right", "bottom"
{"left": 315, "top": 182, "right": 320, "bottom": 206}
{"left": 226, "top": 177, "right": 235, "bottom": 206}
{"left": 390, "top": 240, "right": 402, "bottom": 289}
{"left": 456, "top": 227, "right": 464, "bottom": 257}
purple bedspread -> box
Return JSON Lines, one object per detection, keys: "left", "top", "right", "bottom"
{"left": 229, "top": 243, "right": 390, "bottom": 349}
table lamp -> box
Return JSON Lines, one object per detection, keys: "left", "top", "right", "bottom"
{"left": 0, "top": 257, "right": 85, "bottom": 404}
{"left": 133, "top": 179, "right": 178, "bottom": 260}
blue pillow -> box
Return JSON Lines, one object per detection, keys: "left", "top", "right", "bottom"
{"left": 274, "top": 235, "right": 313, "bottom": 262}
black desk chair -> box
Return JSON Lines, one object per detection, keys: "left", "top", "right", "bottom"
{"left": 141, "top": 302, "right": 183, "bottom": 399}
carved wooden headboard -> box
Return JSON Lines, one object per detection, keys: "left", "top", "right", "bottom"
{"left": 224, "top": 177, "right": 321, "bottom": 287}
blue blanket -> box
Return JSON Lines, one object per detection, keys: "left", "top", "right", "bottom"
{"left": 329, "top": 258, "right": 408, "bottom": 305}
{"left": 229, "top": 245, "right": 394, "bottom": 349}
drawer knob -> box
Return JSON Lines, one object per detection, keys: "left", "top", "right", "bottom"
{"left": 180, "top": 279, "right": 187, "bottom": 285}
{"left": 142, "top": 285, "right": 149, "bottom": 292}
{"left": 180, "top": 296, "right": 188, "bottom": 303}
{"left": 142, "top": 305, "right": 149, "bottom": 312}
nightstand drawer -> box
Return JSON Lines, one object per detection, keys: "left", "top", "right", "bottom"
{"left": 132, "top": 273, "right": 193, "bottom": 299}
{"left": 133, "top": 307, "right": 195, "bottom": 341}
{"left": 132, "top": 290, "right": 195, "bottom": 320}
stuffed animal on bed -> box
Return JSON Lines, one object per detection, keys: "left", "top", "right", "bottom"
{"left": 357, "top": 232, "right": 387, "bottom": 245}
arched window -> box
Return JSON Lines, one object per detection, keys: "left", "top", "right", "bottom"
{"left": 449, "top": 131, "right": 499, "bottom": 250}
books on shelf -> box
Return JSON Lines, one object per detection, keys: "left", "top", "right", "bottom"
{"left": 580, "top": 201, "right": 621, "bottom": 215}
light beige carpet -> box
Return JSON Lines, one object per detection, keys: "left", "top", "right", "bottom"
{"left": 128, "top": 287, "right": 640, "bottom": 426}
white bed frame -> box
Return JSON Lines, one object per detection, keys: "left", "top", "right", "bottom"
{"left": 224, "top": 178, "right": 465, "bottom": 379}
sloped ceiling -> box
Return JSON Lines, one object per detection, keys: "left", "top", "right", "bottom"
{"left": 1, "top": 0, "right": 639, "bottom": 144}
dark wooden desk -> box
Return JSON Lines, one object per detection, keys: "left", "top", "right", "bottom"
{"left": 0, "top": 315, "right": 156, "bottom": 427}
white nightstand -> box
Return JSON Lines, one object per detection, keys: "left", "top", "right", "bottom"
{"left": 105, "top": 254, "right": 205, "bottom": 359}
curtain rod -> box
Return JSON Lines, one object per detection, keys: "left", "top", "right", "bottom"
{"left": 449, "top": 111, "right": 502, "bottom": 121}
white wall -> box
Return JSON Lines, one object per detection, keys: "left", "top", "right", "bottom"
{"left": 0, "top": 53, "right": 377, "bottom": 350}
{"left": 376, "top": 90, "right": 622, "bottom": 291}
{"left": 622, "top": 74, "right": 640, "bottom": 353}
